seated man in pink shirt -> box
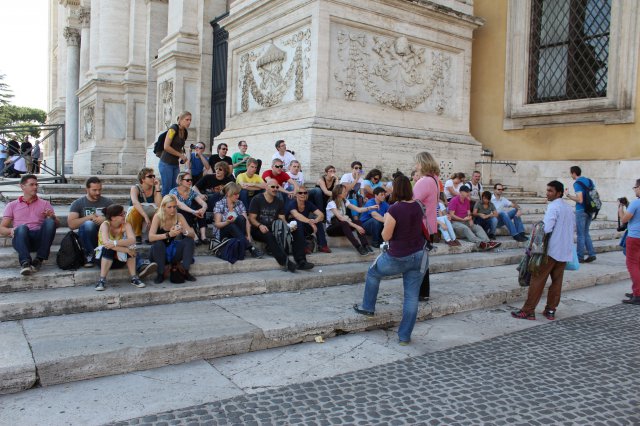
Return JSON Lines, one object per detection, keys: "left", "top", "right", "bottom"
{"left": 448, "top": 186, "right": 500, "bottom": 251}
{"left": 0, "top": 174, "right": 60, "bottom": 275}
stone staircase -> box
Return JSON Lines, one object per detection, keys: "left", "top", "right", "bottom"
{"left": 0, "top": 176, "right": 628, "bottom": 395}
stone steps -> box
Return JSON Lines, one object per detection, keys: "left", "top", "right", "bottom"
{"left": 1, "top": 251, "right": 628, "bottom": 393}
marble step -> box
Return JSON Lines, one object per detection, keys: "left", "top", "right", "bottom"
{"left": 0, "top": 251, "right": 628, "bottom": 394}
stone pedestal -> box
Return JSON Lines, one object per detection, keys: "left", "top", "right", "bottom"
{"left": 215, "top": 0, "right": 484, "bottom": 179}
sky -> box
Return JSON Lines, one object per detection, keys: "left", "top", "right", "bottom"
{"left": 0, "top": 0, "right": 49, "bottom": 111}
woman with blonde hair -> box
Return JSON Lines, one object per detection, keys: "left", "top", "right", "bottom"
{"left": 159, "top": 111, "right": 191, "bottom": 196}
{"left": 413, "top": 151, "right": 440, "bottom": 302}
{"left": 148, "top": 194, "right": 197, "bottom": 284}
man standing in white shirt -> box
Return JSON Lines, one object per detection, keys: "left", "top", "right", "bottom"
{"left": 491, "top": 183, "right": 527, "bottom": 242}
{"left": 271, "top": 140, "right": 296, "bottom": 170}
{"left": 512, "top": 180, "right": 575, "bottom": 321}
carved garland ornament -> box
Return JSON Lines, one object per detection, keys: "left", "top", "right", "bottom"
{"left": 82, "top": 104, "right": 95, "bottom": 141}
{"left": 239, "top": 29, "right": 311, "bottom": 112}
{"left": 160, "top": 80, "right": 174, "bottom": 129}
{"left": 335, "top": 31, "right": 451, "bottom": 113}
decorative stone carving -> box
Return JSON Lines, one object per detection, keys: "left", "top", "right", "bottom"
{"left": 82, "top": 104, "right": 95, "bottom": 141}
{"left": 334, "top": 30, "right": 452, "bottom": 113}
{"left": 63, "top": 27, "right": 81, "bottom": 46}
{"left": 238, "top": 28, "right": 311, "bottom": 112}
{"left": 159, "top": 80, "right": 174, "bottom": 129}
{"left": 439, "top": 160, "right": 454, "bottom": 179}
{"left": 79, "top": 8, "right": 90, "bottom": 27}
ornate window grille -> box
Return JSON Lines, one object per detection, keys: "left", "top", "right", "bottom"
{"left": 528, "top": 0, "right": 611, "bottom": 104}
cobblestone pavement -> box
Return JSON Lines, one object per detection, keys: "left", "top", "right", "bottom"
{"left": 113, "top": 305, "right": 640, "bottom": 425}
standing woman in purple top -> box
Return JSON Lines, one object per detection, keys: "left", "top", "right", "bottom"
{"left": 353, "top": 175, "right": 427, "bottom": 345}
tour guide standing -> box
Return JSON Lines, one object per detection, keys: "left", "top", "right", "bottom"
{"left": 512, "top": 181, "right": 575, "bottom": 321}
{"left": 159, "top": 111, "right": 191, "bottom": 196}
{"left": 353, "top": 175, "right": 427, "bottom": 345}
{"left": 565, "top": 165, "right": 596, "bottom": 263}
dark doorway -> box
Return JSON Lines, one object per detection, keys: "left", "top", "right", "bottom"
{"left": 210, "top": 14, "right": 229, "bottom": 150}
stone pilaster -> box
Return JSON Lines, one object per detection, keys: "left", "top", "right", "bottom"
{"left": 63, "top": 27, "right": 81, "bottom": 174}
{"left": 78, "top": 7, "right": 90, "bottom": 86}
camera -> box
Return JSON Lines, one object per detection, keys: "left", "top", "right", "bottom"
{"left": 618, "top": 197, "right": 629, "bottom": 207}
{"left": 189, "top": 143, "right": 196, "bottom": 150}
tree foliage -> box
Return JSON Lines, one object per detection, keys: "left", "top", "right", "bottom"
{"left": 0, "top": 73, "right": 14, "bottom": 107}
{"left": 0, "top": 73, "right": 47, "bottom": 139}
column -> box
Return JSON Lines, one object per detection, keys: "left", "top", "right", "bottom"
{"left": 78, "top": 7, "right": 90, "bottom": 87}
{"left": 64, "top": 27, "right": 80, "bottom": 173}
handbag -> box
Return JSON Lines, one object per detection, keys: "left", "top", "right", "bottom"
{"left": 167, "top": 263, "right": 187, "bottom": 283}
{"left": 565, "top": 245, "right": 580, "bottom": 271}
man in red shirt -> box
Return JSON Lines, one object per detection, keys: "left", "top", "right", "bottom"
{"left": 261, "top": 158, "right": 299, "bottom": 201}
{"left": 0, "top": 174, "right": 60, "bottom": 275}
{"left": 448, "top": 186, "right": 499, "bottom": 251}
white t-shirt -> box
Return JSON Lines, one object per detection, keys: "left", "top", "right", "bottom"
{"left": 287, "top": 171, "right": 305, "bottom": 188}
{"left": 444, "top": 179, "right": 461, "bottom": 200}
{"left": 325, "top": 199, "right": 351, "bottom": 224}
{"left": 272, "top": 151, "right": 296, "bottom": 170}
{"left": 340, "top": 173, "right": 364, "bottom": 186}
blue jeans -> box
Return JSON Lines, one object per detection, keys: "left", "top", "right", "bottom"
{"left": 495, "top": 209, "right": 524, "bottom": 236}
{"left": 362, "top": 219, "right": 384, "bottom": 246}
{"left": 158, "top": 160, "right": 180, "bottom": 196}
{"left": 239, "top": 189, "right": 263, "bottom": 210}
{"left": 78, "top": 220, "right": 99, "bottom": 258}
{"left": 12, "top": 218, "right": 56, "bottom": 265}
{"left": 361, "top": 250, "right": 425, "bottom": 342}
{"left": 576, "top": 210, "right": 595, "bottom": 258}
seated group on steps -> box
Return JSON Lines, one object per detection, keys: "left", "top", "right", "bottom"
{"left": 0, "top": 145, "right": 530, "bottom": 294}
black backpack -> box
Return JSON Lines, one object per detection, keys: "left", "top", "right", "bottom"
{"left": 153, "top": 130, "right": 168, "bottom": 158}
{"left": 56, "top": 231, "right": 85, "bottom": 270}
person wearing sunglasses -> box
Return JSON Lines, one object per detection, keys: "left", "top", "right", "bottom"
{"left": 261, "top": 158, "right": 299, "bottom": 201}
{"left": 361, "top": 168, "right": 386, "bottom": 200}
{"left": 94, "top": 204, "right": 145, "bottom": 291}
{"left": 126, "top": 168, "right": 162, "bottom": 244}
{"left": 248, "top": 178, "right": 313, "bottom": 272}
{"left": 309, "top": 165, "right": 338, "bottom": 212}
{"left": 188, "top": 142, "right": 210, "bottom": 183}
{"left": 195, "top": 161, "right": 235, "bottom": 212}
{"left": 339, "top": 161, "right": 365, "bottom": 209}
{"left": 286, "top": 188, "right": 332, "bottom": 254}
{"left": 207, "top": 143, "right": 233, "bottom": 176}
{"left": 170, "top": 172, "right": 209, "bottom": 245}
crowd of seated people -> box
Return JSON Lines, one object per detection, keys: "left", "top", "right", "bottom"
{"left": 1, "top": 138, "right": 531, "bottom": 289}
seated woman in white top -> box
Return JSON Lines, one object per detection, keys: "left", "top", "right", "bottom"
{"left": 444, "top": 172, "right": 465, "bottom": 202}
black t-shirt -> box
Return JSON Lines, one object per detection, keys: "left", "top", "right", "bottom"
{"left": 195, "top": 174, "right": 234, "bottom": 194}
{"left": 285, "top": 199, "right": 318, "bottom": 221}
{"left": 249, "top": 194, "right": 284, "bottom": 228}
{"left": 208, "top": 155, "right": 233, "bottom": 169}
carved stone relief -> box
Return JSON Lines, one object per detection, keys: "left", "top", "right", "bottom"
{"left": 439, "top": 160, "right": 454, "bottom": 180}
{"left": 238, "top": 28, "right": 311, "bottom": 112}
{"left": 82, "top": 104, "right": 95, "bottom": 141}
{"left": 333, "top": 28, "right": 453, "bottom": 114}
{"left": 159, "top": 80, "right": 174, "bottom": 130}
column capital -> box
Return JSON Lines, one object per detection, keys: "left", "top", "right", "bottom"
{"left": 63, "top": 27, "right": 81, "bottom": 46}
{"left": 79, "top": 8, "right": 91, "bottom": 27}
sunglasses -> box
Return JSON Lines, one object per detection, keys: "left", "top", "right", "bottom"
{"left": 496, "top": 188, "right": 504, "bottom": 191}
{"left": 182, "top": 178, "right": 192, "bottom": 182}
{"left": 297, "top": 191, "right": 308, "bottom": 195}
{"left": 196, "top": 146, "right": 204, "bottom": 149}
{"left": 268, "top": 185, "right": 279, "bottom": 189}
{"left": 219, "top": 147, "right": 228, "bottom": 150}
{"left": 146, "top": 174, "right": 155, "bottom": 179}
{"left": 215, "top": 168, "right": 225, "bottom": 172}
{"left": 274, "top": 165, "right": 284, "bottom": 169}
{"left": 635, "top": 186, "right": 639, "bottom": 189}
{"left": 354, "top": 167, "right": 362, "bottom": 170}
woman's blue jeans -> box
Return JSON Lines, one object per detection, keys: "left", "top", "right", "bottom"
{"left": 158, "top": 160, "right": 180, "bottom": 196}
{"left": 360, "top": 250, "right": 425, "bottom": 342}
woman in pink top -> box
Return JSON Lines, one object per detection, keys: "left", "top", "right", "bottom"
{"left": 412, "top": 152, "right": 440, "bottom": 301}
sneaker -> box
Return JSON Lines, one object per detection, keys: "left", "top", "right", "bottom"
{"left": 154, "top": 274, "right": 164, "bottom": 284}
{"left": 489, "top": 241, "right": 502, "bottom": 249}
{"left": 622, "top": 296, "right": 640, "bottom": 305}
{"left": 31, "top": 258, "right": 43, "bottom": 272}
{"left": 625, "top": 293, "right": 634, "bottom": 298}
{"left": 319, "top": 245, "right": 332, "bottom": 253}
{"left": 137, "top": 261, "right": 158, "bottom": 279}
{"left": 84, "top": 255, "right": 95, "bottom": 268}
{"left": 578, "top": 257, "right": 586, "bottom": 264}
{"left": 445, "top": 240, "right": 455, "bottom": 246}
{"left": 419, "top": 296, "right": 430, "bottom": 302}
{"left": 20, "top": 262, "right": 32, "bottom": 276}
{"left": 584, "top": 255, "right": 597, "bottom": 263}
{"left": 353, "top": 304, "right": 374, "bottom": 317}
{"left": 95, "top": 278, "right": 106, "bottom": 291}
{"left": 452, "top": 240, "right": 462, "bottom": 246}
{"left": 488, "top": 234, "right": 496, "bottom": 240}
{"left": 357, "top": 245, "right": 369, "bottom": 256}
{"left": 130, "top": 276, "right": 146, "bottom": 288}
{"left": 542, "top": 308, "right": 556, "bottom": 320}
{"left": 478, "top": 242, "right": 490, "bottom": 251}
{"left": 511, "top": 309, "right": 535, "bottom": 320}
{"left": 398, "top": 340, "right": 410, "bottom": 346}
{"left": 184, "top": 271, "right": 197, "bottom": 282}
{"left": 297, "top": 261, "right": 314, "bottom": 271}
{"left": 249, "top": 246, "right": 264, "bottom": 258}
{"left": 365, "top": 245, "right": 375, "bottom": 253}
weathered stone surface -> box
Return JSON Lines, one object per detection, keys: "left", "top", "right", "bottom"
{"left": 0, "top": 322, "right": 36, "bottom": 395}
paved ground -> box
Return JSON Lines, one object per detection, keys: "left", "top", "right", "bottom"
{"left": 112, "top": 303, "right": 640, "bottom": 425}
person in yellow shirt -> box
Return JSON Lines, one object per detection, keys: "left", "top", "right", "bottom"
{"left": 236, "top": 158, "right": 266, "bottom": 209}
